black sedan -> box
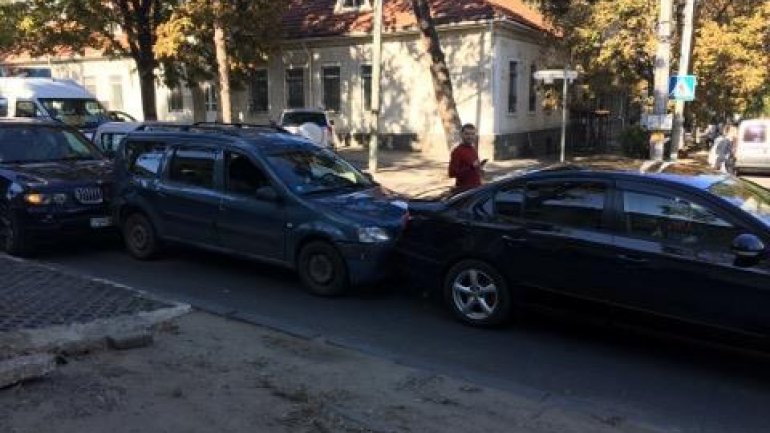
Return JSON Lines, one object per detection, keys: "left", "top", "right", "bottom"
{"left": 399, "top": 159, "right": 770, "bottom": 340}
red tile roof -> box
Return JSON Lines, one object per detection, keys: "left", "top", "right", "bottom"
{"left": 282, "top": 0, "right": 549, "bottom": 39}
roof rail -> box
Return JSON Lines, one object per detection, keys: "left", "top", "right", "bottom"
{"left": 192, "top": 121, "right": 289, "bottom": 133}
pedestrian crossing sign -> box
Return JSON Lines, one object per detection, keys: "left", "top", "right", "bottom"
{"left": 669, "top": 75, "right": 697, "bottom": 101}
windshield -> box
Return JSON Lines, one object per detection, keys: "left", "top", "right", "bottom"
{"left": 281, "top": 112, "right": 328, "bottom": 127}
{"left": 266, "top": 148, "right": 373, "bottom": 195}
{"left": 708, "top": 177, "right": 770, "bottom": 227}
{"left": 39, "top": 98, "right": 110, "bottom": 129}
{"left": 0, "top": 126, "right": 103, "bottom": 163}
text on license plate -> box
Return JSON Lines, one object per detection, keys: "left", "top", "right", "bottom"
{"left": 90, "top": 217, "right": 113, "bottom": 228}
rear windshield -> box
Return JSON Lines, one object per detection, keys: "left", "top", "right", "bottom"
{"left": 742, "top": 124, "right": 767, "bottom": 144}
{"left": 0, "top": 125, "right": 103, "bottom": 163}
{"left": 281, "top": 112, "right": 328, "bottom": 127}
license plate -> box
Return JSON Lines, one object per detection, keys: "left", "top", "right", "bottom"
{"left": 90, "top": 217, "right": 113, "bottom": 228}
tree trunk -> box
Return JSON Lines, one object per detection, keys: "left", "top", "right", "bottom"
{"left": 137, "top": 63, "right": 158, "bottom": 121}
{"left": 411, "top": 0, "right": 463, "bottom": 151}
{"left": 214, "top": 17, "right": 232, "bottom": 123}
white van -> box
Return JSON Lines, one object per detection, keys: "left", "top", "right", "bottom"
{"left": 734, "top": 118, "right": 770, "bottom": 174}
{"left": 0, "top": 77, "right": 111, "bottom": 136}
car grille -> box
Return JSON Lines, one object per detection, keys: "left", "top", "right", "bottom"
{"left": 74, "top": 187, "right": 104, "bottom": 205}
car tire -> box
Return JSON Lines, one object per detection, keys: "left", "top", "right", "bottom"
{"left": 443, "top": 259, "right": 512, "bottom": 327}
{"left": 297, "top": 241, "right": 349, "bottom": 297}
{"left": 0, "top": 211, "right": 32, "bottom": 257}
{"left": 123, "top": 212, "right": 160, "bottom": 260}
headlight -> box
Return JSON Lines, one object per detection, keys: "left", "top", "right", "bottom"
{"left": 23, "top": 193, "right": 68, "bottom": 205}
{"left": 24, "top": 193, "right": 50, "bottom": 205}
{"left": 358, "top": 227, "right": 391, "bottom": 243}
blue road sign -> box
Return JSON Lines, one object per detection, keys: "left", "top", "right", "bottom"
{"left": 669, "top": 75, "right": 697, "bottom": 101}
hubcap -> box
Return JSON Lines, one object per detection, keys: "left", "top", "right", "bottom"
{"left": 308, "top": 253, "right": 334, "bottom": 284}
{"left": 452, "top": 268, "right": 499, "bottom": 321}
{"left": 129, "top": 222, "right": 148, "bottom": 251}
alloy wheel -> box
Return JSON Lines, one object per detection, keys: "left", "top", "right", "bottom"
{"left": 451, "top": 268, "right": 499, "bottom": 321}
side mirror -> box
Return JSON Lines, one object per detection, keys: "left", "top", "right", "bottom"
{"left": 731, "top": 233, "right": 765, "bottom": 260}
{"left": 255, "top": 185, "right": 280, "bottom": 202}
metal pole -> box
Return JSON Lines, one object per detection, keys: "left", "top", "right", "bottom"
{"left": 368, "top": 0, "right": 383, "bottom": 173}
{"left": 560, "top": 65, "right": 568, "bottom": 163}
{"left": 670, "top": 0, "right": 696, "bottom": 160}
{"left": 651, "top": 0, "right": 673, "bottom": 161}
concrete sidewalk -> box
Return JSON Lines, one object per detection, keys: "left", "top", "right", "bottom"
{"left": 338, "top": 147, "right": 549, "bottom": 197}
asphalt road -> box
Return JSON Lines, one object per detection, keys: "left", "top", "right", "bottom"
{"left": 39, "top": 174, "right": 770, "bottom": 433}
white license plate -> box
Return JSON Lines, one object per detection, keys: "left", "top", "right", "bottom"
{"left": 90, "top": 217, "right": 113, "bottom": 228}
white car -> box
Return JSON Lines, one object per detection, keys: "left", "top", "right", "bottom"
{"left": 278, "top": 109, "right": 335, "bottom": 148}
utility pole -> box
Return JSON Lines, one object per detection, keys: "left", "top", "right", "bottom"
{"left": 670, "top": 0, "right": 696, "bottom": 159}
{"left": 368, "top": 0, "right": 383, "bottom": 173}
{"left": 650, "top": 0, "right": 673, "bottom": 161}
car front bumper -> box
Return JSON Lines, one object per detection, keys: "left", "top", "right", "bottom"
{"left": 336, "top": 241, "right": 396, "bottom": 286}
{"left": 16, "top": 205, "right": 116, "bottom": 241}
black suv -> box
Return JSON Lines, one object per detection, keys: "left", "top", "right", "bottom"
{"left": 113, "top": 124, "right": 407, "bottom": 296}
{"left": 0, "top": 119, "right": 113, "bottom": 255}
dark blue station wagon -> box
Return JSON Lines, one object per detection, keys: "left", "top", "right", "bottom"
{"left": 113, "top": 125, "right": 407, "bottom": 296}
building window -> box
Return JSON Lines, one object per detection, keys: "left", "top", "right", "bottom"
{"left": 83, "top": 76, "right": 97, "bottom": 97}
{"left": 285, "top": 68, "right": 305, "bottom": 109}
{"left": 360, "top": 65, "right": 372, "bottom": 111}
{"left": 168, "top": 86, "right": 184, "bottom": 111}
{"left": 109, "top": 75, "right": 124, "bottom": 110}
{"left": 204, "top": 84, "right": 218, "bottom": 112}
{"left": 249, "top": 69, "right": 269, "bottom": 113}
{"left": 508, "top": 61, "right": 518, "bottom": 114}
{"left": 322, "top": 66, "right": 341, "bottom": 112}
{"left": 528, "top": 64, "right": 537, "bottom": 112}
{"left": 335, "top": 0, "right": 371, "bottom": 12}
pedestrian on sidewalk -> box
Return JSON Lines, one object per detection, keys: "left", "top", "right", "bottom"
{"left": 448, "top": 123, "right": 486, "bottom": 194}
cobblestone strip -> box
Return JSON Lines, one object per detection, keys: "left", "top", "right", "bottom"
{"left": 0, "top": 255, "right": 172, "bottom": 332}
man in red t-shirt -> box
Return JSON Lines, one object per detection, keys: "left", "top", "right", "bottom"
{"left": 448, "top": 123, "right": 486, "bottom": 193}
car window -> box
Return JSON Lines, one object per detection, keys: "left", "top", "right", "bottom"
{"left": 168, "top": 146, "right": 217, "bottom": 188}
{"left": 0, "top": 98, "right": 7, "bottom": 117}
{"left": 280, "top": 112, "right": 328, "bottom": 127}
{"left": 0, "top": 125, "right": 102, "bottom": 163}
{"left": 265, "top": 147, "right": 371, "bottom": 195}
{"left": 125, "top": 140, "right": 167, "bottom": 178}
{"left": 16, "top": 101, "right": 39, "bottom": 118}
{"left": 742, "top": 124, "right": 766, "bottom": 144}
{"left": 708, "top": 177, "right": 770, "bottom": 228}
{"left": 225, "top": 152, "right": 269, "bottom": 196}
{"left": 524, "top": 181, "right": 607, "bottom": 230}
{"left": 622, "top": 190, "right": 741, "bottom": 251}
{"left": 100, "top": 133, "right": 128, "bottom": 152}
{"left": 494, "top": 183, "right": 524, "bottom": 222}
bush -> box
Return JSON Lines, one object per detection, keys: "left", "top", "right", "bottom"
{"left": 619, "top": 125, "right": 650, "bottom": 159}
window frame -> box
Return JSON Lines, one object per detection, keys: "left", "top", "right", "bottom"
{"left": 166, "top": 145, "right": 219, "bottom": 189}
{"left": 109, "top": 75, "right": 124, "bottom": 111}
{"left": 167, "top": 86, "right": 184, "bottom": 112}
{"left": 321, "top": 64, "right": 342, "bottom": 113}
{"left": 223, "top": 150, "right": 271, "bottom": 197}
{"left": 507, "top": 60, "right": 519, "bottom": 115}
{"left": 249, "top": 69, "right": 269, "bottom": 113}
{"left": 285, "top": 67, "right": 306, "bottom": 109}
{"left": 334, "top": 0, "right": 371, "bottom": 13}
{"left": 520, "top": 178, "right": 613, "bottom": 232}
{"left": 614, "top": 181, "right": 749, "bottom": 253}
{"left": 360, "top": 64, "right": 373, "bottom": 111}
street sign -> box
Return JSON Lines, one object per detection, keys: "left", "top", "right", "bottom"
{"left": 669, "top": 75, "right": 697, "bottom": 101}
{"left": 642, "top": 114, "right": 673, "bottom": 131}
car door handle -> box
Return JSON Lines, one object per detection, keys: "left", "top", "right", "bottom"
{"left": 617, "top": 254, "right": 648, "bottom": 264}
{"left": 502, "top": 234, "right": 528, "bottom": 245}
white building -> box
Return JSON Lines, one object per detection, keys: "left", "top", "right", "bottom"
{"left": 4, "top": 0, "right": 564, "bottom": 161}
